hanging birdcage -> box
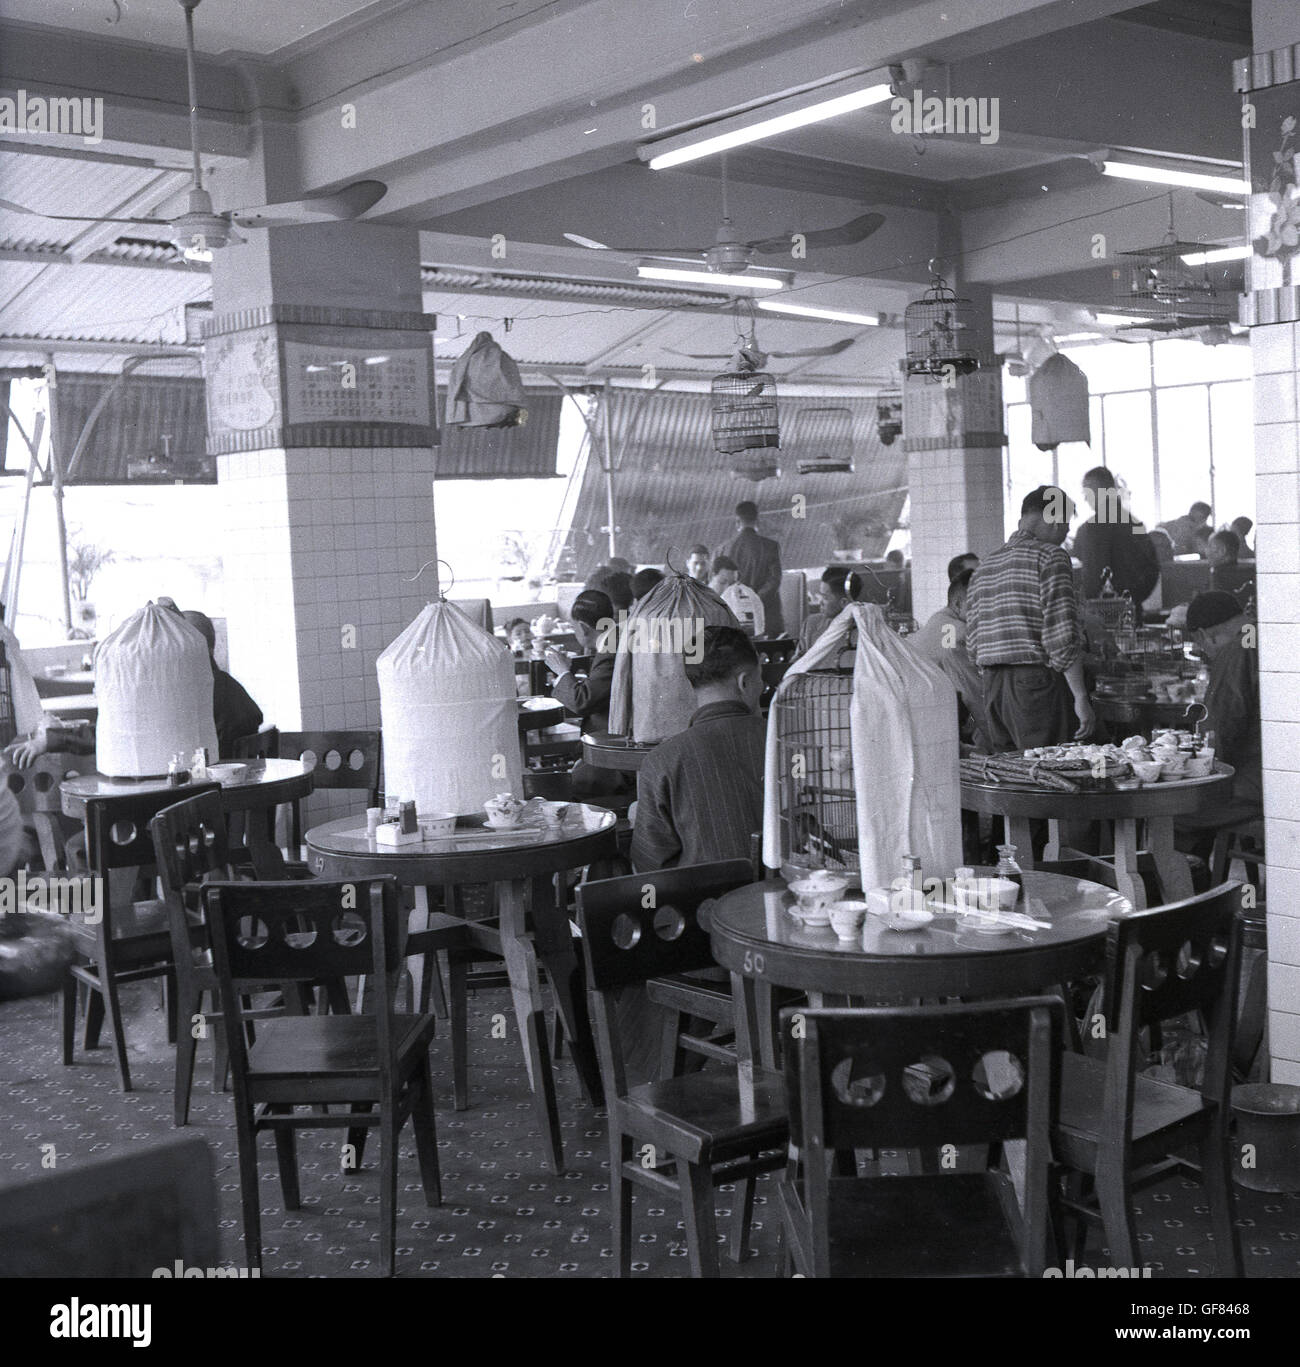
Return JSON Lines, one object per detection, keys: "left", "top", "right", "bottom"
{"left": 772, "top": 647, "right": 858, "bottom": 882}
{"left": 875, "top": 387, "right": 903, "bottom": 446}
{"left": 1112, "top": 195, "right": 1237, "bottom": 328}
{"left": 792, "top": 406, "right": 854, "bottom": 475}
{"left": 711, "top": 368, "right": 779, "bottom": 454}
{"left": 904, "top": 274, "right": 979, "bottom": 379}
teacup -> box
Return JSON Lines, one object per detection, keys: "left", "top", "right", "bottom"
{"left": 540, "top": 800, "right": 570, "bottom": 828}
{"left": 1158, "top": 756, "right": 1188, "bottom": 781}
{"left": 827, "top": 900, "right": 868, "bottom": 941}
{"left": 1183, "top": 754, "right": 1213, "bottom": 778}
{"left": 1131, "top": 760, "right": 1163, "bottom": 784}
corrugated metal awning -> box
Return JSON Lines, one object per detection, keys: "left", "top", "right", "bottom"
{"left": 435, "top": 389, "right": 562, "bottom": 479}
{"left": 568, "top": 387, "right": 906, "bottom": 572}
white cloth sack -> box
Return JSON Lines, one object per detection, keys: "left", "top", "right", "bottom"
{"left": 609, "top": 573, "right": 738, "bottom": 743}
{"left": 95, "top": 603, "right": 218, "bottom": 777}
{"left": 378, "top": 600, "right": 521, "bottom": 817}
{"left": 1028, "top": 351, "right": 1090, "bottom": 451}
{"left": 0, "top": 622, "right": 46, "bottom": 738}
{"left": 763, "top": 602, "right": 963, "bottom": 888}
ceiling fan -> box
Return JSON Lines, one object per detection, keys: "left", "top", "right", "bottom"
{"left": 668, "top": 336, "right": 857, "bottom": 363}
{"left": 0, "top": 0, "right": 386, "bottom": 260}
{"left": 563, "top": 153, "right": 884, "bottom": 276}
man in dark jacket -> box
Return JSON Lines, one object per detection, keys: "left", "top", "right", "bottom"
{"left": 182, "top": 611, "right": 263, "bottom": 758}
{"left": 727, "top": 501, "right": 784, "bottom": 638}
{"left": 1074, "top": 466, "right": 1160, "bottom": 608}
{"left": 631, "top": 626, "right": 765, "bottom": 871}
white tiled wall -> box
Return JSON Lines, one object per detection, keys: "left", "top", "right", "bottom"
{"left": 1251, "top": 321, "right": 1300, "bottom": 1086}
{"left": 218, "top": 444, "right": 438, "bottom": 828}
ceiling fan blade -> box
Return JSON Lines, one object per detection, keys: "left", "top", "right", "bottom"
{"left": 228, "top": 179, "right": 388, "bottom": 229}
{"left": 665, "top": 347, "right": 733, "bottom": 360}
{"left": 750, "top": 212, "right": 886, "bottom": 254}
{"left": 768, "top": 338, "right": 856, "bottom": 358}
{"left": 562, "top": 231, "right": 710, "bottom": 256}
{"left": 0, "top": 197, "right": 170, "bottom": 226}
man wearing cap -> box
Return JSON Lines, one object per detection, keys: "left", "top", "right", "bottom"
{"left": 1179, "top": 592, "right": 1262, "bottom": 836}
{"left": 966, "top": 485, "right": 1094, "bottom": 749}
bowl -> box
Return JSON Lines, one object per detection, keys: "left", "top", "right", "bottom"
{"left": 827, "top": 900, "right": 868, "bottom": 941}
{"left": 788, "top": 874, "right": 850, "bottom": 913}
{"left": 206, "top": 762, "right": 247, "bottom": 784}
{"left": 419, "top": 812, "right": 457, "bottom": 838}
{"left": 1131, "top": 760, "right": 1163, "bottom": 784}
{"left": 953, "top": 876, "right": 1018, "bottom": 928}
{"left": 879, "top": 903, "right": 934, "bottom": 932}
{"left": 1183, "top": 754, "right": 1214, "bottom": 778}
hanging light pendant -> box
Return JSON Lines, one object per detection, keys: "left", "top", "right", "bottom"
{"left": 904, "top": 272, "right": 979, "bottom": 379}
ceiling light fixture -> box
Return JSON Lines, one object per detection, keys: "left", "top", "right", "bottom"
{"left": 1100, "top": 159, "right": 1250, "bottom": 196}
{"left": 636, "top": 263, "right": 787, "bottom": 290}
{"left": 757, "top": 300, "right": 880, "bottom": 325}
{"left": 1179, "top": 244, "right": 1251, "bottom": 266}
{"left": 642, "top": 72, "right": 894, "bottom": 170}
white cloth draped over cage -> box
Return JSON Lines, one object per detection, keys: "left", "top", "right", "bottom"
{"left": 377, "top": 600, "right": 521, "bottom": 817}
{"left": 94, "top": 603, "right": 218, "bottom": 778}
{"left": 1028, "top": 351, "right": 1090, "bottom": 451}
{"left": 609, "top": 574, "right": 738, "bottom": 743}
{"left": 762, "top": 602, "right": 963, "bottom": 888}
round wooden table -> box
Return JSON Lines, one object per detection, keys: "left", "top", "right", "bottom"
{"left": 580, "top": 730, "right": 657, "bottom": 772}
{"left": 61, "top": 758, "right": 314, "bottom": 879}
{"left": 960, "top": 764, "right": 1233, "bottom": 910}
{"left": 305, "top": 804, "right": 618, "bottom": 1174}
{"left": 710, "top": 870, "right": 1128, "bottom": 1103}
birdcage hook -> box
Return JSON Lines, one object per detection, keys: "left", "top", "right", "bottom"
{"left": 405, "top": 558, "right": 456, "bottom": 602}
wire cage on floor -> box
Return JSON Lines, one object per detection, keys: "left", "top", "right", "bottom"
{"left": 711, "top": 370, "right": 780, "bottom": 454}
{"left": 771, "top": 644, "right": 858, "bottom": 881}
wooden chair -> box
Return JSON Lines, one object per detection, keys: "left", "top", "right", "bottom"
{"left": 62, "top": 782, "right": 221, "bottom": 1092}
{"left": 1054, "top": 882, "right": 1245, "bottom": 1275}
{"left": 277, "top": 729, "right": 381, "bottom": 856}
{"left": 206, "top": 877, "right": 442, "bottom": 1276}
{"left": 228, "top": 727, "right": 280, "bottom": 872}
{"left": 0, "top": 1134, "right": 218, "bottom": 1277}
{"left": 777, "top": 998, "right": 1064, "bottom": 1278}
{"left": 4, "top": 751, "right": 95, "bottom": 873}
{"left": 231, "top": 727, "right": 279, "bottom": 761}
{"left": 576, "top": 861, "right": 788, "bottom": 1277}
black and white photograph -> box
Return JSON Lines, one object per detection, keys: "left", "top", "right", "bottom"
{"left": 0, "top": 0, "right": 1294, "bottom": 1333}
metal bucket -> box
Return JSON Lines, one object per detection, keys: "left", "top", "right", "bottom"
{"left": 1231, "top": 1083, "right": 1300, "bottom": 1192}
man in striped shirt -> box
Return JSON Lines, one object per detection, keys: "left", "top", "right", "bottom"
{"left": 966, "top": 485, "right": 1095, "bottom": 750}
{"left": 631, "top": 626, "right": 766, "bottom": 871}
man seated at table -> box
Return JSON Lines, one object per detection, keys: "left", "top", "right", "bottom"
{"left": 1176, "top": 592, "right": 1262, "bottom": 852}
{"left": 908, "top": 569, "right": 988, "bottom": 749}
{"left": 181, "top": 610, "right": 264, "bottom": 758}
{"left": 794, "top": 567, "right": 851, "bottom": 658}
{"left": 631, "top": 626, "right": 765, "bottom": 871}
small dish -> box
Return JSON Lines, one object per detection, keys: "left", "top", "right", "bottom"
{"left": 420, "top": 812, "right": 457, "bottom": 838}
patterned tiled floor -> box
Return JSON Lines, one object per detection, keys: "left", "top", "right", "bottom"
{"left": 1, "top": 980, "right": 1297, "bottom": 1278}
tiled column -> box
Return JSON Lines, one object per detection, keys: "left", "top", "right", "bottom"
{"left": 205, "top": 222, "right": 438, "bottom": 824}
{"left": 1250, "top": 324, "right": 1300, "bottom": 1086}
{"left": 904, "top": 369, "right": 1006, "bottom": 625}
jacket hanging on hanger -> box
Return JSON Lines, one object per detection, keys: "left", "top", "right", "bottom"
{"left": 444, "top": 330, "right": 528, "bottom": 429}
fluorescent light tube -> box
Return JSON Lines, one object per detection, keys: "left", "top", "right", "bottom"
{"left": 758, "top": 300, "right": 880, "bottom": 325}
{"left": 636, "top": 264, "right": 786, "bottom": 290}
{"left": 1101, "top": 160, "right": 1250, "bottom": 196}
{"left": 647, "top": 83, "right": 893, "bottom": 170}
{"left": 1180, "top": 244, "right": 1250, "bottom": 265}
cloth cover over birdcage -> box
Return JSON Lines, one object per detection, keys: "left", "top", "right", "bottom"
{"left": 444, "top": 331, "right": 528, "bottom": 429}
{"left": 95, "top": 602, "right": 218, "bottom": 777}
{"left": 904, "top": 276, "right": 979, "bottom": 378}
{"left": 1028, "top": 352, "right": 1090, "bottom": 451}
{"left": 762, "top": 602, "right": 962, "bottom": 887}
{"left": 875, "top": 388, "right": 903, "bottom": 446}
{"left": 711, "top": 370, "right": 779, "bottom": 454}
{"left": 609, "top": 573, "right": 738, "bottom": 743}
{"left": 0, "top": 622, "right": 44, "bottom": 745}
{"left": 378, "top": 600, "right": 521, "bottom": 816}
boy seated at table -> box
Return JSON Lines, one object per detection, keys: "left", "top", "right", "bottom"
{"left": 631, "top": 625, "right": 765, "bottom": 872}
